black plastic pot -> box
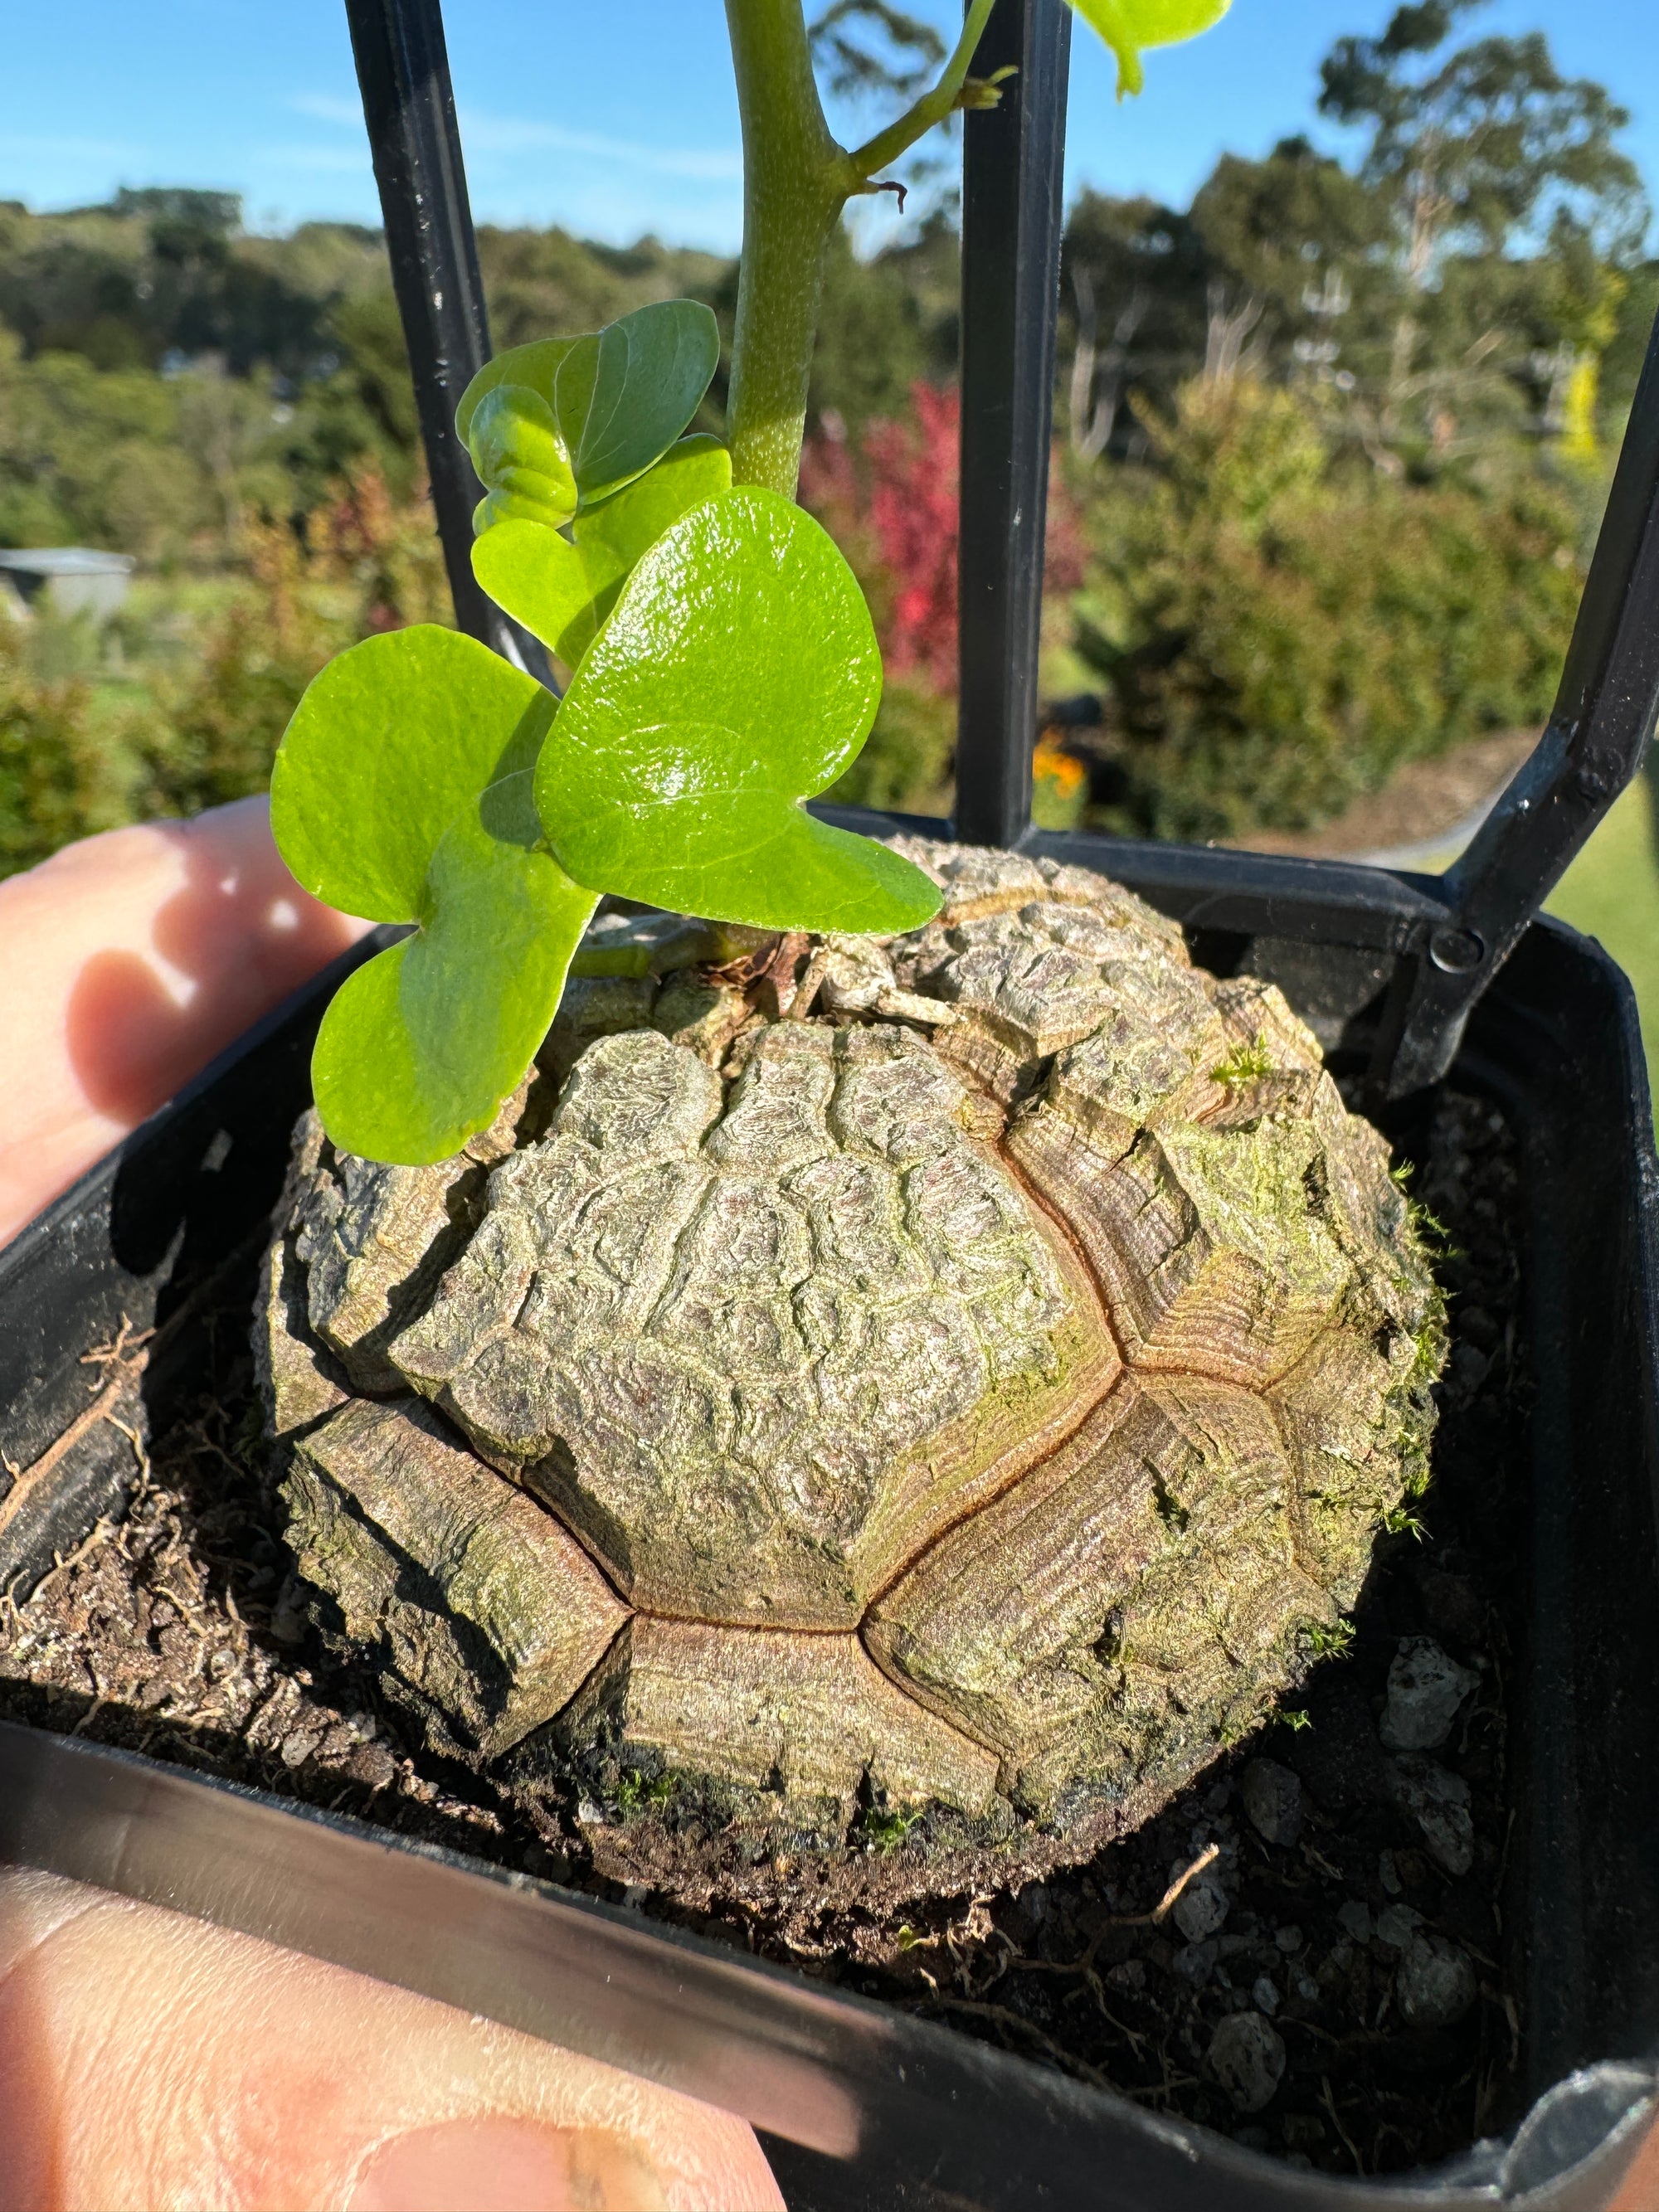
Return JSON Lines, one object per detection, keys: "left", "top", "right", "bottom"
{"left": 2, "top": 839, "right": 1658, "bottom": 2211}
{"left": 4, "top": 0, "right": 1659, "bottom": 2203}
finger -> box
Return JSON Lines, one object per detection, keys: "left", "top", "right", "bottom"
{"left": 0, "top": 1864, "right": 784, "bottom": 2212}
{"left": 1610, "top": 2110, "right": 1659, "bottom": 2211}
{"left": 0, "top": 797, "right": 369, "bottom": 1247}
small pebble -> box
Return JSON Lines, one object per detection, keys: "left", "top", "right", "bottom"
{"left": 1175, "top": 1937, "right": 1219, "bottom": 1985}
{"left": 1207, "top": 2011, "right": 1287, "bottom": 2113}
{"left": 1239, "top": 1758, "right": 1305, "bottom": 1848}
{"left": 1379, "top": 1637, "right": 1479, "bottom": 1752}
{"left": 1105, "top": 1958, "right": 1146, "bottom": 1994}
{"left": 1251, "top": 1974, "right": 1280, "bottom": 2016}
{"left": 1390, "top": 1756, "right": 1476, "bottom": 1875}
{"left": 279, "top": 1731, "right": 319, "bottom": 1769}
{"left": 1337, "top": 1899, "right": 1373, "bottom": 1943}
{"left": 1274, "top": 1924, "right": 1302, "bottom": 1953}
{"left": 1375, "top": 1903, "right": 1423, "bottom": 1951}
{"left": 1171, "top": 1864, "right": 1230, "bottom": 1942}
{"left": 621, "top": 1884, "right": 649, "bottom": 1908}
{"left": 347, "top": 1741, "right": 397, "bottom": 1791}
{"left": 576, "top": 1796, "right": 606, "bottom": 1826}
{"left": 1296, "top": 1973, "right": 1319, "bottom": 2001}
{"left": 1396, "top": 1931, "right": 1478, "bottom": 2027}
{"left": 270, "top": 1574, "right": 307, "bottom": 1647}
{"left": 1379, "top": 1849, "right": 1402, "bottom": 1895}
{"left": 1011, "top": 1881, "right": 1050, "bottom": 1934}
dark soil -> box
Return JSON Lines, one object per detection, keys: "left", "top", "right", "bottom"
{"left": 0, "top": 1084, "right": 1526, "bottom": 2180}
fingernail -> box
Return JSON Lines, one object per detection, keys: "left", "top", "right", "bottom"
{"left": 348, "top": 2115, "right": 668, "bottom": 2212}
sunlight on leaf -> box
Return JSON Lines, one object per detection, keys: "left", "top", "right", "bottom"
{"left": 312, "top": 776, "right": 596, "bottom": 1164}
{"left": 455, "top": 335, "right": 579, "bottom": 448}
{"left": 1068, "top": 0, "right": 1230, "bottom": 95}
{"left": 554, "top": 299, "right": 722, "bottom": 505}
{"left": 467, "top": 384, "right": 577, "bottom": 531}
{"left": 536, "top": 485, "right": 941, "bottom": 933}
{"left": 271, "top": 626, "right": 594, "bottom": 1163}
{"left": 472, "top": 433, "right": 732, "bottom": 668}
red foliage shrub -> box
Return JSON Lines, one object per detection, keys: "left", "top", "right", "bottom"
{"left": 801, "top": 384, "right": 1083, "bottom": 699}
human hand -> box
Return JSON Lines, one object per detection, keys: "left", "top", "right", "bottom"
{"left": 0, "top": 795, "right": 370, "bottom": 1250}
{"left": 0, "top": 802, "right": 784, "bottom": 2210}
{"left": 0, "top": 1863, "right": 782, "bottom": 2210}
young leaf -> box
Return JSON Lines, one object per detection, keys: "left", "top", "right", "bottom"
{"left": 535, "top": 485, "right": 941, "bottom": 933}
{"left": 311, "top": 775, "right": 596, "bottom": 1165}
{"left": 552, "top": 299, "right": 722, "bottom": 505}
{"left": 1068, "top": 0, "right": 1231, "bottom": 95}
{"left": 471, "top": 433, "right": 732, "bottom": 668}
{"left": 455, "top": 335, "right": 580, "bottom": 449}
{"left": 467, "top": 384, "right": 577, "bottom": 531}
{"left": 270, "top": 625, "right": 595, "bottom": 1164}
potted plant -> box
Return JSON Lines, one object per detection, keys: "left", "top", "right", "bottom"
{"left": 3, "top": 0, "right": 1659, "bottom": 2205}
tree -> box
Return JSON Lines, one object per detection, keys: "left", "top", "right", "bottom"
{"left": 1317, "top": 0, "right": 1648, "bottom": 442}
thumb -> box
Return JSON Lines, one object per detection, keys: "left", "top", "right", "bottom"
{"left": 0, "top": 1864, "right": 783, "bottom": 2212}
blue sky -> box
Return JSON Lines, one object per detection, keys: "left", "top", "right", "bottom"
{"left": 1, "top": 1, "right": 1653, "bottom": 255}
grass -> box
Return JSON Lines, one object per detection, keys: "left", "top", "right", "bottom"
{"left": 1398, "top": 760, "right": 1659, "bottom": 1114}
{"left": 1545, "top": 766, "right": 1659, "bottom": 1109}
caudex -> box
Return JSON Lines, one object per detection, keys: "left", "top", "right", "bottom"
{"left": 272, "top": 0, "right": 1228, "bottom": 1166}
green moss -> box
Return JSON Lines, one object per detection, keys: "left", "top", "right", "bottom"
{"left": 856, "top": 1800, "right": 924, "bottom": 1852}
{"left": 1382, "top": 1505, "right": 1428, "bottom": 1540}
{"left": 1209, "top": 1031, "right": 1273, "bottom": 1085}
{"left": 615, "top": 1765, "right": 679, "bottom": 1820}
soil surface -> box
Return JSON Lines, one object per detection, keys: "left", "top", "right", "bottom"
{"left": 0, "top": 1085, "right": 1525, "bottom": 2181}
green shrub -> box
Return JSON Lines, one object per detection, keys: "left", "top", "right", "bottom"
{"left": 0, "top": 467, "right": 449, "bottom": 878}
{"left": 1071, "top": 377, "right": 1584, "bottom": 842}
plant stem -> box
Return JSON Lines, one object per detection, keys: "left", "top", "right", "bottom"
{"left": 722, "top": 0, "right": 1000, "bottom": 497}
{"left": 848, "top": 0, "right": 1000, "bottom": 178}
{"left": 723, "top": 0, "right": 856, "bottom": 494}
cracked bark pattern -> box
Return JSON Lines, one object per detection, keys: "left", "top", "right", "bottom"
{"left": 261, "top": 839, "right": 1443, "bottom": 1895}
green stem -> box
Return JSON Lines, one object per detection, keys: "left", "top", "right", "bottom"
{"left": 848, "top": 0, "right": 1000, "bottom": 178}
{"left": 723, "top": 0, "right": 855, "bottom": 494}
{"left": 722, "top": 0, "right": 1001, "bottom": 498}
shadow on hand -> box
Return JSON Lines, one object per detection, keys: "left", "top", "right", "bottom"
{"left": 64, "top": 803, "right": 355, "bottom": 1128}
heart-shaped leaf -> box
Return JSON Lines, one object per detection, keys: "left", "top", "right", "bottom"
{"left": 311, "top": 773, "right": 596, "bottom": 1164}
{"left": 467, "top": 384, "right": 577, "bottom": 532}
{"left": 471, "top": 433, "right": 731, "bottom": 668}
{"left": 535, "top": 485, "right": 941, "bottom": 933}
{"left": 1068, "top": 0, "right": 1231, "bottom": 94}
{"left": 552, "top": 299, "right": 721, "bottom": 505}
{"left": 271, "top": 625, "right": 596, "bottom": 1164}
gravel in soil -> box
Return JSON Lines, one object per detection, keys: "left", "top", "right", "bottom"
{"left": 0, "top": 1085, "right": 1526, "bottom": 2180}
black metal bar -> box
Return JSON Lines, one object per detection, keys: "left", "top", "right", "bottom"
{"left": 954, "top": 0, "right": 1071, "bottom": 848}
{"left": 1369, "top": 307, "right": 1659, "bottom": 1099}
{"left": 345, "top": 0, "right": 551, "bottom": 680}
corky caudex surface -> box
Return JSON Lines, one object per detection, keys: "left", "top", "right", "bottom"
{"left": 260, "top": 840, "right": 1443, "bottom": 1908}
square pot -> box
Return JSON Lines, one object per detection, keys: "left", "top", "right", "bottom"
{"left": 2, "top": 825, "right": 1656, "bottom": 2211}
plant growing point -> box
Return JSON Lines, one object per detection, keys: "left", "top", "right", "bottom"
{"left": 271, "top": 0, "right": 1232, "bottom": 1169}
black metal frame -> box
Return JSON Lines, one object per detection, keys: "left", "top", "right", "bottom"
{"left": 343, "top": 0, "right": 1659, "bottom": 1100}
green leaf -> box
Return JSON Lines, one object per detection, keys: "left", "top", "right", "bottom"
{"left": 471, "top": 433, "right": 731, "bottom": 668}
{"left": 467, "top": 383, "right": 577, "bottom": 531}
{"left": 270, "top": 625, "right": 595, "bottom": 1164}
{"left": 311, "top": 774, "right": 596, "bottom": 1165}
{"left": 455, "top": 336, "right": 580, "bottom": 449}
{"left": 1067, "top": 0, "right": 1230, "bottom": 94}
{"left": 535, "top": 485, "right": 941, "bottom": 934}
{"left": 552, "top": 299, "right": 721, "bottom": 505}
{"left": 272, "top": 625, "right": 552, "bottom": 918}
